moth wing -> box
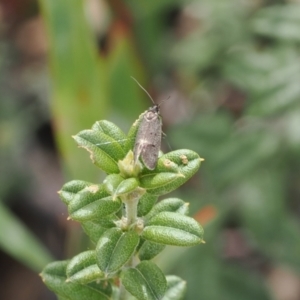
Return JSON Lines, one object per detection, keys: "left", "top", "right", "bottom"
{"left": 133, "top": 140, "right": 144, "bottom": 164}
{"left": 133, "top": 110, "right": 162, "bottom": 170}
{"left": 141, "top": 140, "right": 161, "bottom": 170}
{"left": 133, "top": 114, "right": 150, "bottom": 164}
{"left": 141, "top": 118, "right": 162, "bottom": 170}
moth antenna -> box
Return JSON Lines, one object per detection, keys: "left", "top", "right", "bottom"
{"left": 159, "top": 95, "right": 171, "bottom": 107}
{"left": 131, "top": 76, "right": 155, "bottom": 105}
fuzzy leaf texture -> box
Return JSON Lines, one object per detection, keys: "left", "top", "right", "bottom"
{"left": 58, "top": 180, "right": 92, "bottom": 205}
{"left": 73, "top": 121, "right": 127, "bottom": 174}
{"left": 66, "top": 250, "right": 104, "bottom": 284}
{"left": 142, "top": 212, "right": 204, "bottom": 246}
{"left": 145, "top": 198, "right": 189, "bottom": 221}
{"left": 73, "top": 118, "right": 142, "bottom": 174}
{"left": 41, "top": 260, "right": 112, "bottom": 300}
{"left": 138, "top": 240, "right": 166, "bottom": 261}
{"left": 121, "top": 261, "right": 167, "bottom": 300}
{"left": 96, "top": 228, "right": 140, "bottom": 275}
{"left": 163, "top": 276, "right": 187, "bottom": 300}
{"left": 139, "top": 149, "right": 202, "bottom": 195}
{"left": 67, "top": 184, "right": 122, "bottom": 221}
{"left": 103, "top": 174, "right": 124, "bottom": 194}
{"left": 104, "top": 175, "right": 140, "bottom": 200}
{"left": 136, "top": 192, "right": 158, "bottom": 217}
{"left": 81, "top": 216, "right": 118, "bottom": 244}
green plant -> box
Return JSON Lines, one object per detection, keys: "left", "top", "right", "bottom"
{"left": 41, "top": 111, "right": 204, "bottom": 300}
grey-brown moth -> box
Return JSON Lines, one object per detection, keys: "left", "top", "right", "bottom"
{"left": 131, "top": 77, "right": 164, "bottom": 170}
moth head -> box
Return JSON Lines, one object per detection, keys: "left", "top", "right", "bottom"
{"left": 149, "top": 105, "right": 160, "bottom": 114}
{"left": 145, "top": 105, "right": 160, "bottom": 121}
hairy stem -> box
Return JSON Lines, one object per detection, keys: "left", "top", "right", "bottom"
{"left": 124, "top": 193, "right": 139, "bottom": 225}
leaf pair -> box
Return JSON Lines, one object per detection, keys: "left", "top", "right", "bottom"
{"left": 41, "top": 259, "right": 186, "bottom": 300}
{"left": 59, "top": 179, "right": 204, "bottom": 249}
{"left": 60, "top": 183, "right": 122, "bottom": 221}
{"left": 73, "top": 120, "right": 203, "bottom": 187}
{"left": 73, "top": 120, "right": 137, "bottom": 174}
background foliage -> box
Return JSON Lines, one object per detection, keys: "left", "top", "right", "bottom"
{"left": 1, "top": 0, "right": 300, "bottom": 299}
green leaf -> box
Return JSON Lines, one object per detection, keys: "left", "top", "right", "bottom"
{"left": 57, "top": 296, "right": 71, "bottom": 300}
{"left": 58, "top": 180, "right": 92, "bottom": 205}
{"left": 121, "top": 260, "right": 167, "bottom": 300}
{"left": 73, "top": 127, "right": 126, "bottom": 174}
{"left": 91, "top": 120, "right": 128, "bottom": 149}
{"left": 96, "top": 228, "right": 139, "bottom": 274}
{"left": 114, "top": 178, "right": 140, "bottom": 199}
{"left": 138, "top": 240, "right": 166, "bottom": 261}
{"left": 39, "top": 0, "right": 107, "bottom": 181}
{"left": 238, "top": 173, "right": 300, "bottom": 270}
{"left": 103, "top": 174, "right": 124, "bottom": 195}
{"left": 162, "top": 276, "right": 186, "bottom": 300}
{"left": 68, "top": 184, "right": 122, "bottom": 221}
{"left": 142, "top": 212, "right": 204, "bottom": 246}
{"left": 81, "top": 223, "right": 107, "bottom": 245}
{"left": 66, "top": 250, "right": 104, "bottom": 284}
{"left": 145, "top": 198, "right": 189, "bottom": 221}
{"left": 108, "top": 34, "right": 147, "bottom": 120}
{"left": 140, "top": 150, "right": 202, "bottom": 195}
{"left": 81, "top": 216, "right": 118, "bottom": 244}
{"left": 105, "top": 175, "right": 140, "bottom": 200}
{"left": 137, "top": 193, "right": 158, "bottom": 217}
{"left": 41, "top": 260, "right": 112, "bottom": 300}
{"left": 251, "top": 5, "right": 300, "bottom": 42}
{"left": 0, "top": 202, "right": 52, "bottom": 272}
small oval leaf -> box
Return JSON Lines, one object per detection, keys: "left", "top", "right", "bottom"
{"left": 81, "top": 222, "right": 108, "bottom": 244}
{"left": 58, "top": 180, "right": 92, "bottom": 205}
{"left": 140, "top": 173, "right": 183, "bottom": 195}
{"left": 163, "top": 275, "right": 187, "bottom": 300}
{"left": 73, "top": 128, "right": 126, "bottom": 174}
{"left": 68, "top": 184, "right": 121, "bottom": 221}
{"left": 91, "top": 120, "right": 127, "bottom": 149}
{"left": 113, "top": 178, "right": 140, "bottom": 199}
{"left": 137, "top": 193, "right": 158, "bottom": 217}
{"left": 121, "top": 261, "right": 167, "bottom": 300}
{"left": 103, "top": 174, "right": 124, "bottom": 194}
{"left": 142, "top": 212, "right": 204, "bottom": 246}
{"left": 96, "top": 228, "right": 139, "bottom": 274}
{"left": 138, "top": 240, "right": 166, "bottom": 261}
{"left": 66, "top": 250, "right": 104, "bottom": 284}
{"left": 41, "top": 260, "right": 112, "bottom": 300}
{"left": 140, "top": 150, "right": 202, "bottom": 195}
{"left": 81, "top": 216, "right": 118, "bottom": 244}
{"left": 145, "top": 198, "right": 189, "bottom": 221}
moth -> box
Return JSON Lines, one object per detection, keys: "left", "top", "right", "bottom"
{"left": 131, "top": 77, "right": 165, "bottom": 170}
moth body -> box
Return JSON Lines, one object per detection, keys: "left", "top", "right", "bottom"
{"left": 134, "top": 105, "right": 162, "bottom": 170}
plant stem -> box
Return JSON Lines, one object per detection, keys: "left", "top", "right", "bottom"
{"left": 120, "top": 190, "right": 145, "bottom": 299}
{"left": 124, "top": 193, "right": 139, "bottom": 225}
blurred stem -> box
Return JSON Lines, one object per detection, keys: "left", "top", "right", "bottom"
{"left": 124, "top": 194, "right": 139, "bottom": 225}
{"left": 119, "top": 193, "right": 140, "bottom": 300}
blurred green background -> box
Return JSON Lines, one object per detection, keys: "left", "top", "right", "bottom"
{"left": 1, "top": 0, "right": 300, "bottom": 299}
